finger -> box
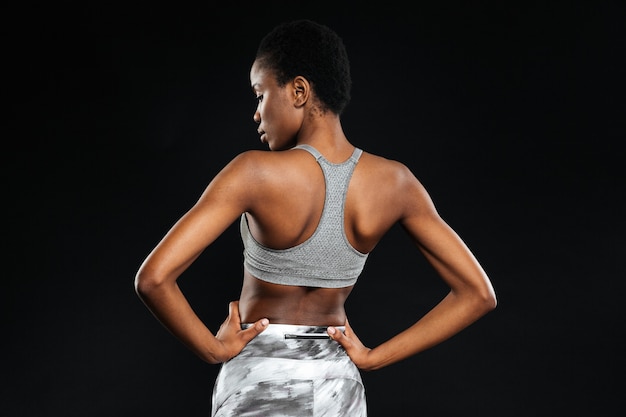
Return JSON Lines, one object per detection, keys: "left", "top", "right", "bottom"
{"left": 327, "top": 326, "right": 347, "bottom": 344}
{"left": 228, "top": 300, "right": 239, "bottom": 318}
{"left": 342, "top": 318, "right": 361, "bottom": 343}
{"left": 240, "top": 318, "right": 269, "bottom": 342}
{"left": 343, "top": 317, "right": 353, "bottom": 335}
{"left": 224, "top": 301, "right": 243, "bottom": 328}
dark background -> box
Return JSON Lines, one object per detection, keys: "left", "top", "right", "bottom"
{"left": 4, "top": 1, "right": 624, "bottom": 416}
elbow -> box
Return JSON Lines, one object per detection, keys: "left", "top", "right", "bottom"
{"left": 486, "top": 293, "right": 497, "bottom": 313}
{"left": 134, "top": 270, "right": 150, "bottom": 297}
{"left": 464, "top": 291, "right": 496, "bottom": 320}
{"left": 480, "top": 286, "right": 497, "bottom": 314}
{"left": 134, "top": 266, "right": 166, "bottom": 298}
{"left": 462, "top": 282, "right": 497, "bottom": 317}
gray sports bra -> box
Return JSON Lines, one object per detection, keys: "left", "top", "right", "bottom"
{"left": 240, "top": 144, "right": 369, "bottom": 288}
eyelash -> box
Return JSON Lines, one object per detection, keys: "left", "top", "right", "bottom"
{"left": 255, "top": 95, "right": 263, "bottom": 103}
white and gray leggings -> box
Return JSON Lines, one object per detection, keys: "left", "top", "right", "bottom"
{"left": 211, "top": 323, "right": 367, "bottom": 416}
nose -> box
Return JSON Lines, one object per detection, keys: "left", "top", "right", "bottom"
{"left": 253, "top": 109, "right": 260, "bottom": 124}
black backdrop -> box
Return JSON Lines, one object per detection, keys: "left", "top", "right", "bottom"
{"left": 5, "top": 2, "right": 625, "bottom": 416}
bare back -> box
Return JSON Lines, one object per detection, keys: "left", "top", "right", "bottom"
{"left": 237, "top": 146, "right": 421, "bottom": 325}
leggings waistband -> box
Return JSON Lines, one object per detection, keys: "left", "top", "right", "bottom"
{"left": 241, "top": 323, "right": 344, "bottom": 339}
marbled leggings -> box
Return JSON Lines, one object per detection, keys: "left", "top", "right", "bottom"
{"left": 211, "top": 323, "right": 367, "bottom": 416}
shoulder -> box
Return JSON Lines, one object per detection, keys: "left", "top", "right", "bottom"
{"left": 217, "top": 149, "right": 320, "bottom": 197}
{"left": 356, "top": 150, "right": 433, "bottom": 215}
{"left": 358, "top": 151, "right": 419, "bottom": 188}
{"left": 227, "top": 149, "right": 313, "bottom": 178}
{"left": 227, "top": 149, "right": 270, "bottom": 168}
{"left": 220, "top": 150, "right": 276, "bottom": 180}
{"left": 229, "top": 148, "right": 316, "bottom": 166}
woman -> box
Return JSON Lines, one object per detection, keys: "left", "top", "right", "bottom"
{"left": 135, "top": 19, "right": 497, "bottom": 416}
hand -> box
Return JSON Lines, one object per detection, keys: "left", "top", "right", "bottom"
{"left": 212, "top": 300, "right": 268, "bottom": 363}
{"left": 327, "top": 317, "right": 374, "bottom": 370}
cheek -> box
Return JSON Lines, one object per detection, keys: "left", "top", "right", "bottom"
{"left": 265, "top": 96, "right": 290, "bottom": 125}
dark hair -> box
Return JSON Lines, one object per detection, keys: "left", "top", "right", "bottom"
{"left": 255, "top": 19, "right": 351, "bottom": 115}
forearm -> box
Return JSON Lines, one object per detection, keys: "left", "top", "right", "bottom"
{"left": 366, "top": 290, "right": 495, "bottom": 370}
{"left": 135, "top": 281, "right": 221, "bottom": 364}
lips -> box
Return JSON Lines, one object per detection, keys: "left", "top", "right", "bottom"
{"left": 258, "top": 129, "right": 266, "bottom": 143}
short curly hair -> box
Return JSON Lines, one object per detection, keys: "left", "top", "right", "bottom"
{"left": 255, "top": 19, "right": 351, "bottom": 115}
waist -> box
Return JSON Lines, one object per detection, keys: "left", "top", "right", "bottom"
{"left": 238, "top": 273, "right": 352, "bottom": 325}
{"left": 238, "top": 323, "right": 347, "bottom": 360}
{"left": 241, "top": 323, "right": 344, "bottom": 339}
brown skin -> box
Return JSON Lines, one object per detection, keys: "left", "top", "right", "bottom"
{"left": 135, "top": 60, "right": 497, "bottom": 368}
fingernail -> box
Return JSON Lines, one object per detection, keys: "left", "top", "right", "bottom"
{"left": 327, "top": 326, "right": 336, "bottom": 335}
{"left": 261, "top": 318, "right": 269, "bottom": 326}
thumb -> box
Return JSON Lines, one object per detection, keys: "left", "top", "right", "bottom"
{"left": 327, "top": 325, "right": 346, "bottom": 344}
{"left": 241, "top": 317, "right": 269, "bottom": 342}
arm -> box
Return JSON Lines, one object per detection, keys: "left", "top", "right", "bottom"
{"left": 134, "top": 152, "right": 268, "bottom": 364}
{"left": 329, "top": 165, "right": 497, "bottom": 370}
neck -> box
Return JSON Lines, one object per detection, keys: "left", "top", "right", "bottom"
{"left": 295, "top": 113, "right": 353, "bottom": 162}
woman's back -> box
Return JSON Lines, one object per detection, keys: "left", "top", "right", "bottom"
{"left": 240, "top": 145, "right": 415, "bottom": 255}
{"left": 236, "top": 143, "right": 425, "bottom": 325}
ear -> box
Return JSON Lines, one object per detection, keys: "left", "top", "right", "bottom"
{"left": 292, "top": 76, "right": 310, "bottom": 107}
